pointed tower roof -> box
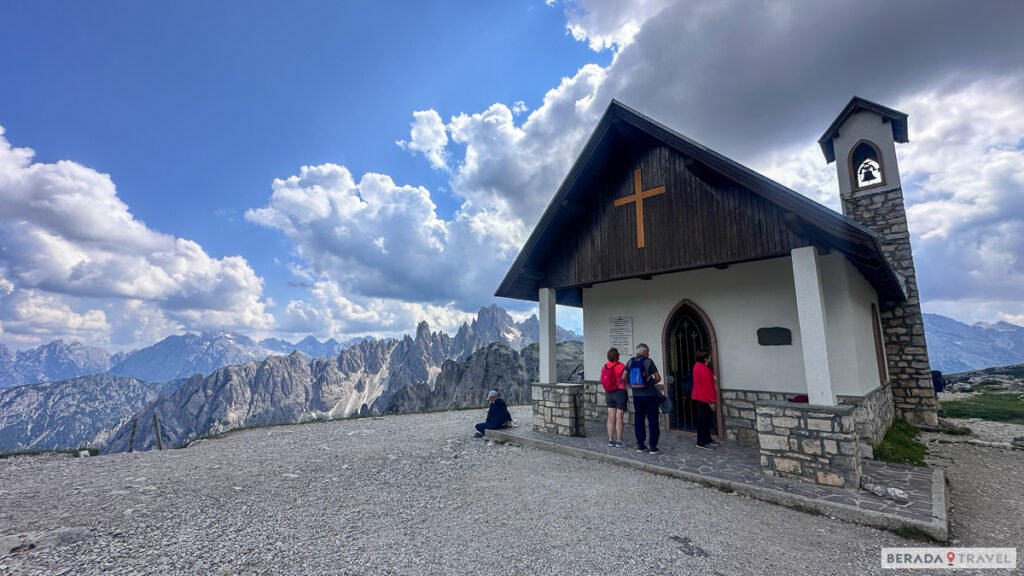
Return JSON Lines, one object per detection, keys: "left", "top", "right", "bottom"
{"left": 818, "top": 96, "right": 909, "bottom": 163}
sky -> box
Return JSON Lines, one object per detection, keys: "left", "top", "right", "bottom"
{"left": 0, "top": 0, "right": 1022, "bottom": 351}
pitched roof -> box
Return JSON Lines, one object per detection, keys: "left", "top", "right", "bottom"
{"left": 818, "top": 96, "right": 909, "bottom": 163}
{"left": 495, "top": 100, "right": 907, "bottom": 305}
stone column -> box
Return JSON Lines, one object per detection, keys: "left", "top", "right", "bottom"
{"left": 843, "top": 189, "right": 939, "bottom": 427}
{"left": 538, "top": 287, "right": 557, "bottom": 385}
{"left": 791, "top": 246, "right": 836, "bottom": 406}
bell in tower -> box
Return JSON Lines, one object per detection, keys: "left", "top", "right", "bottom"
{"left": 856, "top": 156, "right": 881, "bottom": 187}
{"left": 851, "top": 143, "right": 883, "bottom": 189}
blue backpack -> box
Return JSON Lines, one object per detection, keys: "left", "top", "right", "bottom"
{"left": 628, "top": 357, "right": 651, "bottom": 389}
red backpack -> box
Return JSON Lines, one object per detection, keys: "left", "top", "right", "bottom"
{"left": 600, "top": 362, "right": 623, "bottom": 393}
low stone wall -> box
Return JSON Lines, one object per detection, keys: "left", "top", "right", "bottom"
{"left": 532, "top": 383, "right": 586, "bottom": 437}
{"left": 720, "top": 389, "right": 791, "bottom": 444}
{"left": 582, "top": 382, "right": 635, "bottom": 426}
{"left": 839, "top": 383, "right": 895, "bottom": 459}
{"left": 756, "top": 401, "right": 862, "bottom": 489}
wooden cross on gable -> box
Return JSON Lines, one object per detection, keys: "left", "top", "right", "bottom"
{"left": 614, "top": 168, "right": 666, "bottom": 249}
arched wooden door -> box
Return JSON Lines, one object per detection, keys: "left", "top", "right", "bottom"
{"left": 662, "top": 300, "right": 723, "bottom": 435}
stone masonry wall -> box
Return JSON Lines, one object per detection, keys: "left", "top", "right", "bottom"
{"left": 721, "top": 389, "right": 791, "bottom": 444}
{"left": 532, "top": 383, "right": 586, "bottom": 437}
{"left": 756, "top": 401, "right": 862, "bottom": 489}
{"left": 583, "top": 382, "right": 635, "bottom": 427}
{"left": 843, "top": 188, "right": 939, "bottom": 427}
{"left": 838, "top": 383, "right": 895, "bottom": 459}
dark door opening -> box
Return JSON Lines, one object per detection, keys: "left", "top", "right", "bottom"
{"left": 665, "top": 304, "right": 715, "bottom": 432}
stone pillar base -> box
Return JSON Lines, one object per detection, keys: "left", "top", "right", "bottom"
{"left": 532, "top": 383, "right": 586, "bottom": 437}
{"left": 756, "top": 401, "right": 862, "bottom": 489}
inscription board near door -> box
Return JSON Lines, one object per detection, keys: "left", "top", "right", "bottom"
{"left": 609, "top": 317, "right": 634, "bottom": 353}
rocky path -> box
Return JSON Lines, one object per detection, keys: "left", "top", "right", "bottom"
{"left": 1, "top": 407, "right": 1020, "bottom": 575}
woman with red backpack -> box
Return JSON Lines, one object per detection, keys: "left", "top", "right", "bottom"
{"left": 600, "top": 347, "right": 627, "bottom": 448}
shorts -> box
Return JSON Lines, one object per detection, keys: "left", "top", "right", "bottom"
{"left": 606, "top": 389, "right": 629, "bottom": 410}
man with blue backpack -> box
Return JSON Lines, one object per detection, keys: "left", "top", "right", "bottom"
{"left": 622, "top": 343, "right": 662, "bottom": 455}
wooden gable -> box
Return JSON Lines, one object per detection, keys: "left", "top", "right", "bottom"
{"left": 543, "top": 143, "right": 810, "bottom": 289}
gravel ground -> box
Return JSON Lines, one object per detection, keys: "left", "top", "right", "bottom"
{"left": 925, "top": 441, "right": 1024, "bottom": 551}
{"left": 934, "top": 418, "right": 1024, "bottom": 444}
{"left": 0, "top": 407, "right": 1020, "bottom": 576}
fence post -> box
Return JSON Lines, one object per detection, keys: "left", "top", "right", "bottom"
{"left": 152, "top": 413, "right": 164, "bottom": 451}
{"left": 128, "top": 418, "right": 138, "bottom": 453}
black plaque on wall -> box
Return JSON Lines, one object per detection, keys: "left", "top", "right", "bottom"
{"left": 757, "top": 327, "right": 792, "bottom": 346}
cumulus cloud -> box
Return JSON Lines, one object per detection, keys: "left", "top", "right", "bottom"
{"left": 396, "top": 110, "right": 450, "bottom": 171}
{"left": 556, "top": 0, "right": 670, "bottom": 52}
{"left": 375, "top": 0, "right": 1024, "bottom": 330}
{"left": 753, "top": 78, "right": 1024, "bottom": 324}
{"left": 0, "top": 126, "right": 274, "bottom": 348}
{"left": 898, "top": 79, "right": 1024, "bottom": 321}
{"left": 0, "top": 288, "right": 110, "bottom": 347}
{"left": 277, "top": 279, "right": 477, "bottom": 338}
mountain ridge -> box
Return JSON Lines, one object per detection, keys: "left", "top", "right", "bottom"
{"left": 0, "top": 304, "right": 582, "bottom": 388}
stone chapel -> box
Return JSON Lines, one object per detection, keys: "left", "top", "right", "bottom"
{"left": 495, "top": 97, "right": 940, "bottom": 489}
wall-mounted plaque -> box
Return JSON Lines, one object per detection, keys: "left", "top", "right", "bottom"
{"left": 609, "top": 317, "right": 634, "bottom": 353}
{"left": 757, "top": 327, "right": 792, "bottom": 346}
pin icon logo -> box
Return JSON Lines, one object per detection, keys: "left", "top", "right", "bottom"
{"left": 947, "top": 551, "right": 956, "bottom": 566}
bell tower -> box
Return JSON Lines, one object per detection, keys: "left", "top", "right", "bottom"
{"left": 818, "top": 97, "right": 939, "bottom": 427}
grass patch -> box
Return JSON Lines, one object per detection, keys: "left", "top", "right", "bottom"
{"left": 941, "top": 393, "right": 1024, "bottom": 425}
{"left": 0, "top": 447, "right": 98, "bottom": 459}
{"left": 970, "top": 380, "right": 1008, "bottom": 392}
{"left": 875, "top": 420, "right": 927, "bottom": 467}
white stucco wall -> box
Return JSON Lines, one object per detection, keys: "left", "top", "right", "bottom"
{"left": 582, "top": 257, "right": 809, "bottom": 394}
{"left": 581, "top": 254, "right": 885, "bottom": 398}
{"left": 820, "top": 253, "right": 885, "bottom": 397}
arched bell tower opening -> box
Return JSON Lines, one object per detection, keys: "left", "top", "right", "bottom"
{"left": 848, "top": 139, "right": 886, "bottom": 191}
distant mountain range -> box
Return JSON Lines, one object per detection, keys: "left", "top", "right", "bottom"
{"left": 0, "top": 304, "right": 581, "bottom": 388}
{"left": 0, "top": 305, "right": 583, "bottom": 454}
{"left": 0, "top": 375, "right": 183, "bottom": 453}
{"left": 923, "top": 314, "right": 1024, "bottom": 373}
{"left": 0, "top": 341, "right": 121, "bottom": 389}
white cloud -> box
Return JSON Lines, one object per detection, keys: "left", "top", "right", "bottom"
{"left": 554, "top": 0, "right": 670, "bottom": 52}
{"left": 396, "top": 110, "right": 450, "bottom": 171}
{"left": 0, "top": 288, "right": 110, "bottom": 347}
{"left": 753, "top": 78, "right": 1024, "bottom": 324}
{"left": 264, "top": 0, "right": 1024, "bottom": 339}
{"left": 278, "top": 280, "right": 475, "bottom": 338}
{"left": 0, "top": 125, "right": 274, "bottom": 348}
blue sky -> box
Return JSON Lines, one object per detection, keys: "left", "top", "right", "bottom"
{"left": 1, "top": 1, "right": 1022, "bottom": 350}
{"left": 0, "top": 1, "right": 604, "bottom": 335}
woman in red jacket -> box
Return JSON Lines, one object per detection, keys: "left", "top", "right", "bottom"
{"left": 692, "top": 350, "right": 718, "bottom": 450}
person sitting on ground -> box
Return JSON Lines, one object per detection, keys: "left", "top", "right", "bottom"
{"left": 474, "top": 390, "right": 512, "bottom": 438}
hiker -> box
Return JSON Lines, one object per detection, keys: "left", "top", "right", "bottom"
{"left": 474, "top": 390, "right": 512, "bottom": 438}
{"left": 600, "top": 347, "right": 627, "bottom": 448}
{"left": 623, "top": 343, "right": 662, "bottom": 454}
{"left": 692, "top": 350, "right": 719, "bottom": 450}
